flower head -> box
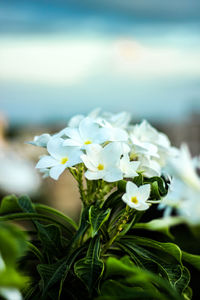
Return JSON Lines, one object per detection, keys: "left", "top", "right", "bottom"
{"left": 36, "top": 137, "right": 82, "bottom": 179}
{"left": 122, "top": 181, "right": 151, "bottom": 211}
{"left": 63, "top": 117, "right": 109, "bottom": 149}
{"left": 81, "top": 142, "right": 124, "bottom": 182}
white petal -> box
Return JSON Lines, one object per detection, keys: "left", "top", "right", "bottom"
{"left": 107, "top": 128, "right": 128, "bottom": 142}
{"left": 29, "top": 133, "right": 51, "bottom": 147}
{"left": 103, "top": 168, "right": 123, "bottom": 182}
{"left": 49, "top": 164, "right": 66, "bottom": 180}
{"left": 36, "top": 156, "right": 58, "bottom": 168}
{"left": 85, "top": 144, "right": 102, "bottom": 166}
{"left": 47, "top": 137, "right": 68, "bottom": 159}
{"left": 63, "top": 128, "right": 82, "bottom": 144}
{"left": 102, "top": 142, "right": 122, "bottom": 166}
{"left": 63, "top": 139, "right": 82, "bottom": 147}
{"left": 81, "top": 154, "right": 97, "bottom": 171}
{"left": 66, "top": 149, "right": 82, "bottom": 166}
{"left": 126, "top": 181, "right": 138, "bottom": 198}
{"left": 122, "top": 193, "right": 129, "bottom": 204}
{"left": 138, "top": 184, "right": 151, "bottom": 202}
{"left": 79, "top": 117, "right": 100, "bottom": 141}
{"left": 85, "top": 170, "right": 105, "bottom": 180}
{"left": 136, "top": 202, "right": 150, "bottom": 211}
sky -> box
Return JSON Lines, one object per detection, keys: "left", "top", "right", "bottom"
{"left": 0, "top": 0, "right": 200, "bottom": 125}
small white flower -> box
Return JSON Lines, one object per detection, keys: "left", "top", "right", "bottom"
{"left": 29, "top": 133, "right": 51, "bottom": 148}
{"left": 63, "top": 117, "right": 109, "bottom": 149}
{"left": 81, "top": 143, "right": 123, "bottom": 182}
{"left": 120, "top": 154, "right": 139, "bottom": 178}
{"left": 36, "top": 137, "right": 82, "bottom": 180}
{"left": 122, "top": 181, "right": 151, "bottom": 210}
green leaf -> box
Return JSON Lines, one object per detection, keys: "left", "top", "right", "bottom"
{"left": 134, "top": 217, "right": 185, "bottom": 238}
{"left": 34, "top": 203, "right": 78, "bottom": 230}
{"left": 38, "top": 246, "right": 84, "bottom": 299}
{"left": 89, "top": 206, "right": 111, "bottom": 237}
{"left": 37, "top": 223, "right": 62, "bottom": 256}
{"left": 144, "top": 176, "right": 168, "bottom": 197}
{"left": 150, "top": 181, "right": 161, "bottom": 200}
{"left": 0, "top": 223, "right": 27, "bottom": 267}
{"left": 182, "top": 251, "right": 200, "bottom": 270}
{"left": 18, "top": 195, "right": 36, "bottom": 213}
{"left": 174, "top": 266, "right": 190, "bottom": 294}
{"left": 117, "top": 237, "right": 190, "bottom": 293}
{"left": 0, "top": 195, "right": 21, "bottom": 215}
{"left": 103, "top": 190, "right": 122, "bottom": 210}
{"left": 0, "top": 269, "right": 28, "bottom": 289}
{"left": 37, "top": 259, "right": 68, "bottom": 299}
{"left": 96, "top": 280, "right": 157, "bottom": 300}
{"left": 132, "top": 174, "right": 143, "bottom": 186}
{"left": 74, "top": 236, "right": 104, "bottom": 294}
{"left": 121, "top": 236, "right": 182, "bottom": 264}
{"left": 103, "top": 256, "right": 183, "bottom": 300}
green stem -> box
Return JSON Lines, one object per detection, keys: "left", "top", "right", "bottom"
{"left": 69, "top": 165, "right": 87, "bottom": 205}
{"left": 34, "top": 203, "right": 78, "bottom": 230}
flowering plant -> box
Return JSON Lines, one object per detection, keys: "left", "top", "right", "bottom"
{"left": 0, "top": 108, "right": 200, "bottom": 300}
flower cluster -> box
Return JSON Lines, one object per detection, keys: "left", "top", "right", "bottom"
{"left": 31, "top": 108, "right": 200, "bottom": 223}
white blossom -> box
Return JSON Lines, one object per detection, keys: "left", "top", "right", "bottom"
{"left": 122, "top": 181, "right": 151, "bottom": 210}
{"left": 81, "top": 143, "right": 123, "bottom": 182}
{"left": 29, "top": 133, "right": 51, "bottom": 148}
{"left": 120, "top": 154, "right": 139, "bottom": 178}
{"left": 36, "top": 137, "right": 82, "bottom": 180}
{"left": 63, "top": 117, "right": 109, "bottom": 149}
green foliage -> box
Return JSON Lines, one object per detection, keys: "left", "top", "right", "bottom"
{"left": 74, "top": 236, "right": 104, "bottom": 294}
{"left": 0, "top": 176, "right": 199, "bottom": 299}
{"left": 89, "top": 206, "right": 111, "bottom": 237}
{"left": 0, "top": 222, "right": 28, "bottom": 294}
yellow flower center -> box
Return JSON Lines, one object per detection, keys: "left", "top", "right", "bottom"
{"left": 84, "top": 140, "right": 92, "bottom": 145}
{"left": 61, "top": 157, "right": 68, "bottom": 164}
{"left": 97, "top": 164, "right": 104, "bottom": 171}
{"left": 131, "top": 196, "right": 138, "bottom": 204}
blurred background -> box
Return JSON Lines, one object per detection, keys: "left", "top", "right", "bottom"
{"left": 0, "top": 0, "right": 200, "bottom": 219}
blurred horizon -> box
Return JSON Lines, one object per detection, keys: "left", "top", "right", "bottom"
{"left": 0, "top": 0, "right": 200, "bottom": 125}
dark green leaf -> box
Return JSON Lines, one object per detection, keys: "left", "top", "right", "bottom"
{"left": 89, "top": 206, "right": 111, "bottom": 237}
{"left": 74, "top": 236, "right": 104, "bottom": 294}
{"left": 37, "top": 223, "right": 62, "bottom": 255}
{"left": 182, "top": 251, "right": 200, "bottom": 270}
{"left": 0, "top": 195, "right": 21, "bottom": 215}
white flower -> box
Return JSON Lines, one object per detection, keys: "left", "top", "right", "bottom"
{"left": 29, "top": 133, "right": 51, "bottom": 147}
{"left": 122, "top": 181, "right": 151, "bottom": 210}
{"left": 81, "top": 143, "right": 123, "bottom": 182}
{"left": 36, "top": 137, "right": 82, "bottom": 180}
{"left": 167, "top": 144, "right": 200, "bottom": 191}
{"left": 120, "top": 154, "right": 139, "bottom": 178}
{"left": 160, "top": 177, "right": 200, "bottom": 224}
{"left": 63, "top": 117, "right": 109, "bottom": 149}
{"left": 136, "top": 154, "right": 161, "bottom": 178}
{"left": 97, "top": 119, "right": 128, "bottom": 142}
